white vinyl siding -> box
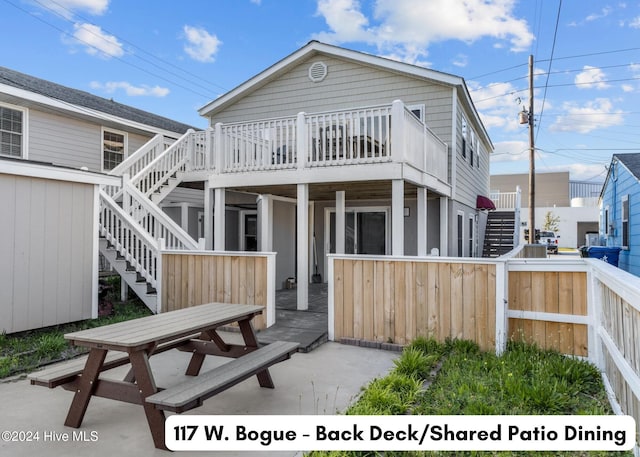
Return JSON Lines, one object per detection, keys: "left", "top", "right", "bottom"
{"left": 209, "top": 54, "right": 454, "bottom": 146}
{"left": 26, "top": 108, "right": 153, "bottom": 172}
{"left": 454, "top": 100, "right": 490, "bottom": 209}
{"left": 0, "top": 173, "right": 95, "bottom": 333}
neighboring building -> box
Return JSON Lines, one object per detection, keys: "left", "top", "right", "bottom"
{"left": 490, "top": 171, "right": 601, "bottom": 249}
{"left": 0, "top": 66, "right": 195, "bottom": 325}
{"left": 0, "top": 158, "right": 119, "bottom": 333}
{"left": 0, "top": 40, "right": 495, "bottom": 317}
{"left": 600, "top": 153, "right": 640, "bottom": 275}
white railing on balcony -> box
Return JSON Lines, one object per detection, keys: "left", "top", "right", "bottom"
{"left": 99, "top": 190, "right": 159, "bottom": 288}
{"left": 306, "top": 105, "right": 392, "bottom": 167}
{"left": 402, "top": 104, "right": 448, "bottom": 183}
{"left": 490, "top": 191, "right": 519, "bottom": 209}
{"left": 220, "top": 117, "right": 297, "bottom": 172}
{"left": 122, "top": 179, "right": 199, "bottom": 250}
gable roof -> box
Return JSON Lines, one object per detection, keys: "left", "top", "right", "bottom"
{"left": 614, "top": 153, "right": 640, "bottom": 180}
{"left": 198, "top": 40, "right": 492, "bottom": 148}
{"left": 0, "top": 66, "right": 196, "bottom": 136}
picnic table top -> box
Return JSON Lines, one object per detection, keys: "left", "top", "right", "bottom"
{"left": 65, "top": 303, "right": 264, "bottom": 351}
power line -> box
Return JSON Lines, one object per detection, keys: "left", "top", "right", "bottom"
{"left": 1, "top": 0, "right": 220, "bottom": 101}
{"left": 535, "top": 0, "right": 563, "bottom": 141}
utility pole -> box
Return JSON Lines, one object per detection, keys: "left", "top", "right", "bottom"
{"left": 527, "top": 54, "right": 536, "bottom": 244}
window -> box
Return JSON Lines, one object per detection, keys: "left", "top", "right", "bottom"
{"left": 461, "top": 117, "right": 467, "bottom": 159}
{"left": 0, "top": 105, "right": 24, "bottom": 157}
{"left": 408, "top": 104, "right": 425, "bottom": 122}
{"left": 457, "top": 212, "right": 464, "bottom": 256}
{"left": 604, "top": 206, "right": 610, "bottom": 236}
{"left": 102, "top": 129, "right": 126, "bottom": 171}
{"left": 622, "top": 195, "right": 629, "bottom": 249}
{"left": 469, "top": 130, "right": 476, "bottom": 167}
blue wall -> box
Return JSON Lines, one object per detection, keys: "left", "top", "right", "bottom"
{"left": 600, "top": 160, "right": 640, "bottom": 276}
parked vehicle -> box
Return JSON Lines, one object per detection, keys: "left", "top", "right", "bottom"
{"left": 538, "top": 230, "right": 559, "bottom": 254}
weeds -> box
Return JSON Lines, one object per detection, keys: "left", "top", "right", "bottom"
{"left": 0, "top": 282, "right": 151, "bottom": 379}
{"left": 309, "top": 339, "right": 631, "bottom": 457}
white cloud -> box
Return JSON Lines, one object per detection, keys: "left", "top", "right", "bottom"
{"left": 490, "top": 140, "right": 529, "bottom": 162}
{"left": 575, "top": 65, "right": 609, "bottom": 89}
{"left": 183, "top": 25, "right": 221, "bottom": 63}
{"left": 452, "top": 54, "right": 468, "bottom": 68}
{"left": 468, "top": 81, "right": 527, "bottom": 132}
{"left": 549, "top": 98, "right": 624, "bottom": 134}
{"left": 586, "top": 7, "right": 612, "bottom": 22}
{"left": 630, "top": 16, "right": 640, "bottom": 28}
{"left": 312, "top": 0, "right": 534, "bottom": 64}
{"left": 90, "top": 81, "right": 169, "bottom": 97}
{"left": 33, "top": 0, "right": 109, "bottom": 18}
{"left": 622, "top": 84, "right": 634, "bottom": 92}
{"left": 69, "top": 22, "right": 123, "bottom": 58}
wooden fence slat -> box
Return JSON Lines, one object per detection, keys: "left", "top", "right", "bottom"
{"left": 394, "top": 260, "right": 406, "bottom": 345}
{"left": 544, "top": 271, "right": 559, "bottom": 351}
{"left": 426, "top": 262, "right": 437, "bottom": 339}
{"left": 374, "top": 261, "right": 385, "bottom": 341}
{"left": 438, "top": 262, "right": 451, "bottom": 342}
{"left": 405, "top": 261, "right": 416, "bottom": 343}
{"left": 415, "top": 262, "right": 427, "bottom": 339}
{"left": 558, "top": 272, "right": 574, "bottom": 355}
{"left": 344, "top": 259, "right": 354, "bottom": 339}
{"left": 450, "top": 263, "right": 464, "bottom": 340}
{"left": 363, "top": 260, "right": 374, "bottom": 341}
{"left": 353, "top": 260, "right": 363, "bottom": 340}
{"left": 333, "top": 259, "right": 344, "bottom": 340}
{"left": 475, "top": 263, "right": 488, "bottom": 352}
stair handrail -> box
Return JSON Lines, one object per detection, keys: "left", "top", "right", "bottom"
{"left": 122, "top": 177, "right": 199, "bottom": 250}
{"left": 105, "top": 134, "right": 173, "bottom": 197}
{"left": 129, "top": 129, "right": 195, "bottom": 198}
{"left": 99, "top": 190, "right": 159, "bottom": 288}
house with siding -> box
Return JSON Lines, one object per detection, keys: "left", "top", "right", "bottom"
{"left": 0, "top": 65, "right": 194, "bottom": 331}
{"left": 1, "top": 40, "right": 494, "bottom": 323}
{"left": 599, "top": 153, "right": 640, "bottom": 275}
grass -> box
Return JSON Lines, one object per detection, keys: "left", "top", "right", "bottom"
{"left": 308, "top": 338, "right": 632, "bottom": 457}
{"left": 0, "top": 276, "right": 151, "bottom": 379}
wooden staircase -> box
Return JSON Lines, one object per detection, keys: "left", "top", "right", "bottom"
{"left": 482, "top": 211, "right": 516, "bottom": 258}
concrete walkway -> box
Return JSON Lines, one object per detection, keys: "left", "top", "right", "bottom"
{"left": 258, "top": 284, "right": 329, "bottom": 352}
{"left": 0, "top": 334, "right": 397, "bottom": 457}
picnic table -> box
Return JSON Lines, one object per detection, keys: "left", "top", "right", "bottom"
{"left": 29, "top": 302, "right": 298, "bottom": 450}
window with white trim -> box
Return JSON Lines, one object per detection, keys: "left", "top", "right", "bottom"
{"left": 468, "top": 214, "right": 475, "bottom": 257}
{"left": 622, "top": 195, "right": 629, "bottom": 249}
{"left": 102, "top": 129, "right": 126, "bottom": 171}
{"left": 0, "top": 105, "right": 24, "bottom": 158}
{"left": 461, "top": 116, "right": 467, "bottom": 159}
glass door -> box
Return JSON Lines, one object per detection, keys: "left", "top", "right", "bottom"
{"left": 327, "top": 208, "right": 388, "bottom": 255}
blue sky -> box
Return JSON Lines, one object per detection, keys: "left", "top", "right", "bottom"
{"left": 2, "top": 0, "right": 639, "bottom": 182}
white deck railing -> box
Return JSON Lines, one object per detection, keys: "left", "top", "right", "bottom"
{"left": 99, "top": 190, "right": 159, "bottom": 288}
{"left": 143, "top": 100, "right": 449, "bottom": 182}
{"left": 121, "top": 180, "right": 199, "bottom": 250}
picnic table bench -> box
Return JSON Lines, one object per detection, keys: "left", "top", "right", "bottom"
{"left": 28, "top": 302, "right": 299, "bottom": 450}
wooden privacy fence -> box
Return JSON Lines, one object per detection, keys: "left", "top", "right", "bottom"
{"left": 329, "top": 256, "right": 497, "bottom": 351}
{"left": 158, "top": 251, "right": 276, "bottom": 330}
{"left": 328, "top": 253, "right": 640, "bottom": 450}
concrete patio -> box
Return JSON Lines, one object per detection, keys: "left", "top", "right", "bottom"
{"left": 0, "top": 332, "right": 397, "bottom": 457}
{"left": 258, "top": 283, "right": 329, "bottom": 352}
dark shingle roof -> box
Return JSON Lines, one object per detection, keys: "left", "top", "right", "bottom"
{"left": 614, "top": 153, "right": 640, "bottom": 181}
{"left": 0, "top": 66, "right": 196, "bottom": 134}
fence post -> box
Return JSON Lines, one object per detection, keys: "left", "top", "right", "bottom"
{"left": 328, "top": 255, "right": 335, "bottom": 341}
{"left": 587, "top": 263, "right": 603, "bottom": 369}
{"left": 266, "top": 253, "right": 276, "bottom": 327}
{"left": 514, "top": 186, "right": 522, "bottom": 246}
{"left": 495, "top": 259, "right": 508, "bottom": 355}
{"left": 156, "top": 238, "right": 165, "bottom": 314}
{"left": 215, "top": 122, "right": 223, "bottom": 173}
{"left": 391, "top": 100, "right": 406, "bottom": 162}
{"left": 296, "top": 112, "right": 307, "bottom": 170}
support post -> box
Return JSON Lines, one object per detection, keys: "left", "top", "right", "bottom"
{"left": 258, "top": 194, "right": 273, "bottom": 252}
{"left": 204, "top": 182, "right": 213, "bottom": 250}
{"left": 336, "top": 190, "right": 345, "bottom": 254}
{"left": 297, "top": 183, "right": 309, "bottom": 310}
{"left": 440, "top": 197, "right": 448, "bottom": 256}
{"left": 392, "top": 179, "right": 405, "bottom": 256}
{"left": 214, "top": 188, "right": 225, "bottom": 251}
{"left": 296, "top": 112, "right": 307, "bottom": 170}
{"left": 417, "top": 187, "right": 428, "bottom": 256}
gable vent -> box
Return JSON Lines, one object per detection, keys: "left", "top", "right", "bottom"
{"left": 308, "top": 61, "right": 327, "bottom": 82}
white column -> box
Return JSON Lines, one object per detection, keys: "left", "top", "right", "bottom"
{"left": 417, "top": 187, "right": 428, "bottom": 256}
{"left": 214, "top": 188, "right": 226, "bottom": 251}
{"left": 204, "top": 182, "right": 213, "bottom": 250}
{"left": 335, "top": 190, "right": 345, "bottom": 254}
{"left": 297, "top": 183, "right": 309, "bottom": 310}
{"left": 258, "top": 194, "right": 273, "bottom": 252}
{"left": 180, "top": 202, "right": 189, "bottom": 233}
{"left": 440, "top": 197, "right": 448, "bottom": 256}
{"left": 296, "top": 112, "right": 307, "bottom": 170}
{"left": 392, "top": 179, "right": 404, "bottom": 256}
